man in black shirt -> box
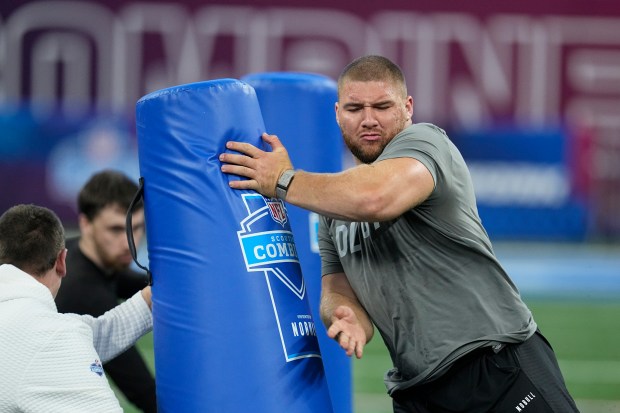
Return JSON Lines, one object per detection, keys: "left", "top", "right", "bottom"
{"left": 56, "top": 169, "right": 156, "bottom": 412}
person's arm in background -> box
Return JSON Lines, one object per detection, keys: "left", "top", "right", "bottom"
{"left": 320, "top": 272, "right": 374, "bottom": 359}
{"left": 102, "top": 286, "right": 156, "bottom": 413}
{"left": 67, "top": 286, "right": 152, "bottom": 363}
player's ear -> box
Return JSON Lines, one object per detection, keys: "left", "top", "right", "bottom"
{"left": 335, "top": 102, "right": 340, "bottom": 126}
{"left": 406, "top": 96, "right": 414, "bottom": 120}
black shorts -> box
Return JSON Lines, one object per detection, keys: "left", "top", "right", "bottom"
{"left": 391, "top": 331, "right": 580, "bottom": 413}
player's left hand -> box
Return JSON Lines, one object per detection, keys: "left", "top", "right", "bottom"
{"left": 327, "top": 305, "right": 368, "bottom": 359}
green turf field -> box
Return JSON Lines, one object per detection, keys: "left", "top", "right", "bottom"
{"left": 351, "top": 298, "right": 620, "bottom": 413}
{"left": 118, "top": 298, "right": 620, "bottom": 412}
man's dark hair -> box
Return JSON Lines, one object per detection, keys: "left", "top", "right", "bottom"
{"left": 0, "top": 204, "right": 65, "bottom": 277}
{"left": 78, "top": 170, "right": 141, "bottom": 220}
{"left": 337, "top": 55, "right": 408, "bottom": 99}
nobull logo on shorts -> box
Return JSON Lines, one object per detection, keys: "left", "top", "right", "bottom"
{"left": 237, "top": 194, "right": 321, "bottom": 362}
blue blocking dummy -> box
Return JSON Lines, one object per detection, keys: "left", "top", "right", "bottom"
{"left": 135, "top": 79, "right": 333, "bottom": 413}
{"left": 242, "top": 73, "right": 351, "bottom": 413}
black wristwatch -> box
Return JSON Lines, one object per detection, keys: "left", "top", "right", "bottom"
{"left": 276, "top": 169, "right": 296, "bottom": 200}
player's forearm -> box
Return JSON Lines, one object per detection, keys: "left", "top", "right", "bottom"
{"left": 285, "top": 167, "right": 388, "bottom": 222}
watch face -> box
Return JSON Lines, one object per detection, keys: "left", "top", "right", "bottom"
{"left": 279, "top": 170, "right": 295, "bottom": 188}
{"left": 276, "top": 170, "right": 295, "bottom": 199}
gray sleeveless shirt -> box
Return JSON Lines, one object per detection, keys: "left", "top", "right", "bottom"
{"left": 319, "top": 123, "right": 536, "bottom": 392}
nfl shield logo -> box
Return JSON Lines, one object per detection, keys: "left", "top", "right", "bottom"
{"left": 267, "top": 198, "right": 288, "bottom": 227}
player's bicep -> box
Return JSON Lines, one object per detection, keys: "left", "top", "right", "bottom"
{"left": 373, "top": 157, "right": 434, "bottom": 218}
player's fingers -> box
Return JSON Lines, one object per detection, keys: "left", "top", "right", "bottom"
{"left": 354, "top": 340, "right": 365, "bottom": 359}
{"left": 337, "top": 332, "right": 348, "bottom": 348}
{"left": 333, "top": 331, "right": 350, "bottom": 351}
{"left": 346, "top": 341, "right": 355, "bottom": 357}
{"left": 219, "top": 152, "right": 255, "bottom": 168}
{"left": 221, "top": 164, "right": 256, "bottom": 179}
{"left": 228, "top": 177, "right": 257, "bottom": 190}
{"left": 337, "top": 333, "right": 357, "bottom": 357}
{"left": 327, "top": 324, "right": 342, "bottom": 340}
{"left": 261, "top": 133, "right": 282, "bottom": 149}
{"left": 225, "top": 141, "right": 262, "bottom": 157}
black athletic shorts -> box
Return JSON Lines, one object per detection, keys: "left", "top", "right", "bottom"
{"left": 391, "top": 331, "right": 580, "bottom": 413}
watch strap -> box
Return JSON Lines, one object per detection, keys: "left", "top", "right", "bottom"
{"left": 276, "top": 169, "right": 296, "bottom": 200}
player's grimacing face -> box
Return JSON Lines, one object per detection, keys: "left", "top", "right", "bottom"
{"left": 335, "top": 79, "right": 413, "bottom": 164}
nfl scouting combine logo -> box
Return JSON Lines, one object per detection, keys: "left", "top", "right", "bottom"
{"left": 90, "top": 359, "right": 104, "bottom": 376}
{"left": 237, "top": 193, "right": 321, "bottom": 362}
